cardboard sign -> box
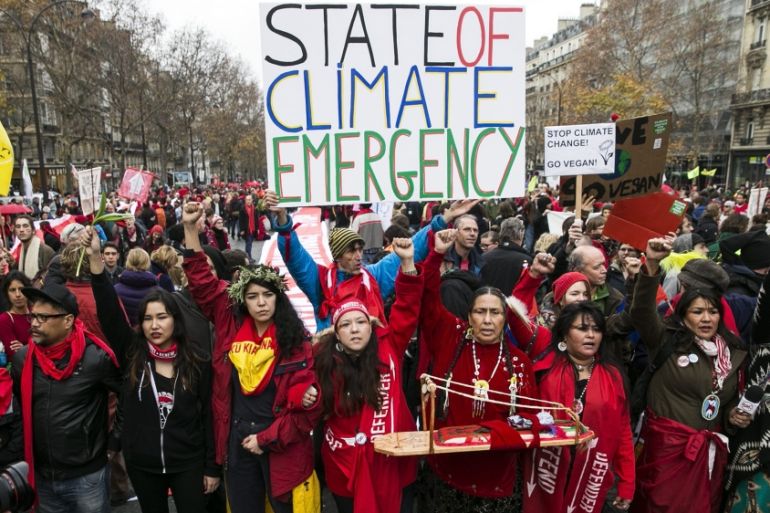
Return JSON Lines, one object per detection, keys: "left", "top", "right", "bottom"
{"left": 118, "top": 168, "right": 154, "bottom": 203}
{"left": 543, "top": 123, "right": 615, "bottom": 176}
{"left": 76, "top": 167, "right": 102, "bottom": 216}
{"left": 260, "top": 3, "right": 526, "bottom": 206}
{"left": 603, "top": 192, "right": 685, "bottom": 251}
{"left": 560, "top": 113, "right": 672, "bottom": 204}
{"left": 748, "top": 187, "right": 768, "bottom": 217}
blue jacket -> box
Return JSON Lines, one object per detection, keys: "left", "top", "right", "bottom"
{"left": 274, "top": 214, "right": 446, "bottom": 330}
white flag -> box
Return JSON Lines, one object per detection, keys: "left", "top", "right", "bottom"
{"left": 21, "top": 159, "right": 32, "bottom": 199}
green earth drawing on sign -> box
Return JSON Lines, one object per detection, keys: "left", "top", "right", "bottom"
{"left": 599, "top": 149, "right": 631, "bottom": 180}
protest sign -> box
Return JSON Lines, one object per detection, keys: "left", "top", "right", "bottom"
{"left": 560, "top": 112, "right": 672, "bottom": 205}
{"left": 543, "top": 123, "right": 615, "bottom": 176}
{"left": 747, "top": 187, "right": 768, "bottom": 217}
{"left": 546, "top": 210, "right": 573, "bottom": 235}
{"left": 0, "top": 121, "right": 12, "bottom": 196}
{"left": 76, "top": 167, "right": 102, "bottom": 216}
{"left": 603, "top": 192, "right": 685, "bottom": 251}
{"left": 259, "top": 3, "right": 526, "bottom": 207}
{"left": 118, "top": 167, "right": 154, "bottom": 203}
{"left": 260, "top": 207, "right": 332, "bottom": 332}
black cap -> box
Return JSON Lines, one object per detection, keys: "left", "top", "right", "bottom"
{"left": 22, "top": 284, "right": 79, "bottom": 317}
{"left": 720, "top": 229, "right": 770, "bottom": 270}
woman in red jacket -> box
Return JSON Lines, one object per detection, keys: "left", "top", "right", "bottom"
{"left": 314, "top": 237, "right": 422, "bottom": 513}
{"left": 524, "top": 301, "right": 634, "bottom": 513}
{"left": 420, "top": 229, "right": 537, "bottom": 512}
{"left": 181, "top": 202, "right": 320, "bottom": 513}
{"left": 0, "top": 271, "right": 31, "bottom": 358}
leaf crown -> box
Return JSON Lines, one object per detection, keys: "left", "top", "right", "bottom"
{"left": 226, "top": 264, "right": 286, "bottom": 303}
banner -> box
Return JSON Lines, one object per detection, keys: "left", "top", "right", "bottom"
{"left": 260, "top": 3, "right": 526, "bottom": 207}
{"left": 0, "top": 121, "right": 13, "bottom": 196}
{"left": 748, "top": 187, "right": 768, "bottom": 218}
{"left": 603, "top": 192, "right": 686, "bottom": 251}
{"left": 118, "top": 167, "right": 154, "bottom": 204}
{"left": 543, "top": 123, "right": 615, "bottom": 176}
{"left": 560, "top": 112, "right": 672, "bottom": 204}
{"left": 259, "top": 207, "right": 332, "bottom": 332}
{"left": 76, "top": 167, "right": 101, "bottom": 216}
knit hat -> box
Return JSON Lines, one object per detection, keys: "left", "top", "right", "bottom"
{"left": 552, "top": 272, "right": 591, "bottom": 305}
{"left": 332, "top": 300, "right": 370, "bottom": 327}
{"left": 678, "top": 259, "right": 730, "bottom": 294}
{"left": 149, "top": 225, "right": 164, "bottom": 236}
{"left": 672, "top": 233, "right": 705, "bottom": 253}
{"left": 329, "top": 228, "right": 364, "bottom": 260}
{"left": 210, "top": 215, "right": 223, "bottom": 226}
{"left": 720, "top": 229, "right": 770, "bottom": 270}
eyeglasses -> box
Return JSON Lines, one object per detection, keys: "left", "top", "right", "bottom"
{"left": 27, "top": 313, "right": 69, "bottom": 323}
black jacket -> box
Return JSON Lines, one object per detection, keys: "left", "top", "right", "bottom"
{"left": 11, "top": 338, "right": 122, "bottom": 481}
{"left": 479, "top": 242, "right": 532, "bottom": 294}
{"left": 91, "top": 271, "right": 219, "bottom": 476}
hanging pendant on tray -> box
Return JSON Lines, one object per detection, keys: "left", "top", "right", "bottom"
{"left": 472, "top": 379, "right": 489, "bottom": 418}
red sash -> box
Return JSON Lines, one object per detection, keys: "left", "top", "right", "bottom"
{"left": 323, "top": 342, "right": 415, "bottom": 513}
{"left": 525, "top": 359, "right": 634, "bottom": 513}
{"left": 319, "top": 264, "right": 385, "bottom": 325}
{"left": 631, "top": 411, "right": 727, "bottom": 513}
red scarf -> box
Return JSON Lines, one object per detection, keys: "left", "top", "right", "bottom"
{"left": 524, "top": 358, "right": 635, "bottom": 513}
{"left": 319, "top": 264, "right": 385, "bottom": 325}
{"left": 21, "top": 319, "right": 118, "bottom": 490}
{"left": 246, "top": 203, "right": 256, "bottom": 235}
{"left": 147, "top": 341, "right": 177, "bottom": 361}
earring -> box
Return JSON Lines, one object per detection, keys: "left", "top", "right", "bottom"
{"left": 557, "top": 341, "right": 567, "bottom": 352}
{"left": 335, "top": 342, "right": 344, "bottom": 353}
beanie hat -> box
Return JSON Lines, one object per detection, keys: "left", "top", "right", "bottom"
{"left": 720, "top": 229, "right": 770, "bottom": 270}
{"left": 329, "top": 228, "right": 365, "bottom": 260}
{"left": 149, "top": 225, "right": 164, "bottom": 236}
{"left": 672, "top": 233, "right": 705, "bottom": 253}
{"left": 210, "top": 215, "right": 223, "bottom": 226}
{"left": 552, "top": 272, "right": 591, "bottom": 305}
{"left": 679, "top": 259, "right": 730, "bottom": 294}
{"left": 332, "top": 300, "right": 370, "bottom": 327}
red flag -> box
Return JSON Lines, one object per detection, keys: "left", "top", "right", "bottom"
{"left": 117, "top": 168, "right": 153, "bottom": 203}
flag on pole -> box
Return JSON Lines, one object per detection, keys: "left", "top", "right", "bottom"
{"left": 0, "top": 120, "right": 14, "bottom": 196}
{"left": 701, "top": 168, "right": 717, "bottom": 177}
{"left": 687, "top": 166, "right": 701, "bottom": 180}
{"left": 21, "top": 159, "right": 33, "bottom": 199}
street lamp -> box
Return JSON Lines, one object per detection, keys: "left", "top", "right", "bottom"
{"left": 0, "top": 2, "right": 94, "bottom": 203}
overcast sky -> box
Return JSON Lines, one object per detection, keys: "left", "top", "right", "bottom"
{"left": 148, "top": 0, "right": 595, "bottom": 81}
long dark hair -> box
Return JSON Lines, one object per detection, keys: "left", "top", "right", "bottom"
{"left": 315, "top": 327, "right": 385, "bottom": 417}
{"left": 128, "top": 289, "right": 206, "bottom": 390}
{"left": 237, "top": 280, "right": 307, "bottom": 355}
{"left": 669, "top": 287, "right": 741, "bottom": 349}
{"left": 2, "top": 271, "right": 31, "bottom": 308}
{"left": 548, "top": 302, "right": 628, "bottom": 394}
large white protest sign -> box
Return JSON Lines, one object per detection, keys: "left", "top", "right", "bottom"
{"left": 260, "top": 3, "right": 526, "bottom": 207}
{"left": 77, "top": 167, "right": 101, "bottom": 215}
{"left": 544, "top": 123, "right": 616, "bottom": 176}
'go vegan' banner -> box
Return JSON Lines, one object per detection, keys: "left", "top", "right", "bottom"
{"left": 260, "top": 3, "right": 526, "bottom": 206}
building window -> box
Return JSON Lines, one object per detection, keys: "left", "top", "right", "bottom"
{"left": 747, "top": 120, "right": 755, "bottom": 140}
{"left": 759, "top": 18, "right": 766, "bottom": 44}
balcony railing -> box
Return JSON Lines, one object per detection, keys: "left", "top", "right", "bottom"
{"left": 732, "top": 88, "right": 770, "bottom": 105}
{"left": 740, "top": 137, "right": 755, "bottom": 145}
{"left": 751, "top": 0, "right": 770, "bottom": 10}
{"left": 751, "top": 40, "right": 767, "bottom": 50}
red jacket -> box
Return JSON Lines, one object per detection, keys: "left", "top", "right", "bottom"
{"left": 320, "top": 270, "right": 422, "bottom": 513}
{"left": 420, "top": 249, "right": 538, "bottom": 498}
{"left": 183, "top": 251, "right": 320, "bottom": 497}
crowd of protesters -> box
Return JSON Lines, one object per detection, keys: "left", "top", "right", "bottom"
{"left": 0, "top": 179, "right": 767, "bottom": 513}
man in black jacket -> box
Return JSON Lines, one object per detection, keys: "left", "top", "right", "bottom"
{"left": 12, "top": 283, "right": 121, "bottom": 513}
{"left": 480, "top": 217, "right": 532, "bottom": 293}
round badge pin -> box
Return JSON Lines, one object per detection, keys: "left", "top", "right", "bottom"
{"left": 688, "top": 353, "right": 699, "bottom": 364}
{"left": 355, "top": 433, "right": 368, "bottom": 445}
{"left": 677, "top": 355, "right": 690, "bottom": 367}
